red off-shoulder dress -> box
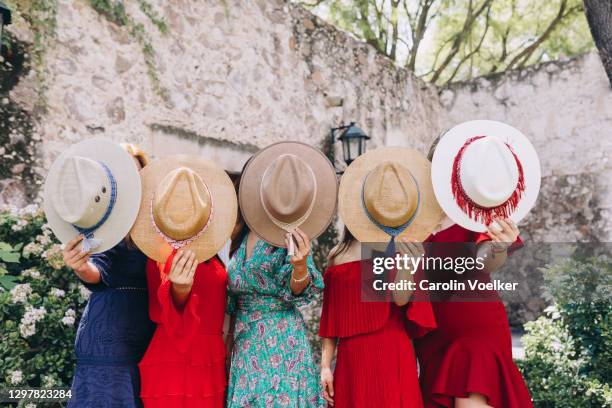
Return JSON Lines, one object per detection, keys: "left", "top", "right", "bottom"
{"left": 414, "top": 224, "right": 533, "bottom": 408}
{"left": 138, "top": 254, "right": 227, "bottom": 408}
{"left": 319, "top": 260, "right": 436, "bottom": 408}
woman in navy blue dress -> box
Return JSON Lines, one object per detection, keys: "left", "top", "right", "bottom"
{"left": 64, "top": 144, "right": 155, "bottom": 408}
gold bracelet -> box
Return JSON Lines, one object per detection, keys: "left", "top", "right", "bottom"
{"left": 291, "top": 271, "right": 310, "bottom": 283}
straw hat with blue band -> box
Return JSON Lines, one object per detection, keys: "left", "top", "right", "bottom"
{"left": 339, "top": 147, "right": 443, "bottom": 245}
{"left": 43, "top": 138, "right": 142, "bottom": 254}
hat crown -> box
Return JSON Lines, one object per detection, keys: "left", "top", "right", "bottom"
{"left": 459, "top": 137, "right": 519, "bottom": 208}
{"left": 260, "top": 154, "right": 316, "bottom": 224}
{"left": 51, "top": 156, "right": 112, "bottom": 229}
{"left": 363, "top": 161, "right": 418, "bottom": 228}
{"left": 152, "top": 167, "right": 212, "bottom": 241}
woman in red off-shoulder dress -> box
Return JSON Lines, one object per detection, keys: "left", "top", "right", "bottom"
{"left": 415, "top": 219, "right": 533, "bottom": 408}
{"left": 138, "top": 250, "right": 227, "bottom": 407}
{"left": 319, "top": 228, "right": 436, "bottom": 407}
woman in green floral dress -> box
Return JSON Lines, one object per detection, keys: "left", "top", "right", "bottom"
{"left": 226, "top": 227, "right": 325, "bottom": 408}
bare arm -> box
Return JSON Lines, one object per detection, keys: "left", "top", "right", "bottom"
{"left": 288, "top": 229, "right": 312, "bottom": 295}
{"left": 320, "top": 337, "right": 337, "bottom": 405}
{"left": 62, "top": 235, "right": 100, "bottom": 284}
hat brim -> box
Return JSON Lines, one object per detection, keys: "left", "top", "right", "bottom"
{"left": 239, "top": 142, "right": 338, "bottom": 247}
{"left": 432, "top": 120, "right": 541, "bottom": 232}
{"left": 43, "top": 138, "right": 142, "bottom": 254}
{"left": 339, "top": 147, "right": 444, "bottom": 243}
{"left": 130, "top": 155, "right": 237, "bottom": 262}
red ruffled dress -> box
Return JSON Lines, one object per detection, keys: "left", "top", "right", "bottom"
{"left": 319, "top": 260, "right": 436, "bottom": 407}
{"left": 138, "top": 254, "right": 227, "bottom": 407}
{"left": 414, "top": 224, "right": 533, "bottom": 408}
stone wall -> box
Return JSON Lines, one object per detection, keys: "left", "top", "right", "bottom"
{"left": 440, "top": 52, "right": 612, "bottom": 324}
{"left": 3, "top": 0, "right": 440, "bottom": 207}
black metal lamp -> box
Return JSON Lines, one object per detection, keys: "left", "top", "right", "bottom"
{"left": 330, "top": 122, "right": 370, "bottom": 172}
{"left": 0, "top": 2, "right": 11, "bottom": 47}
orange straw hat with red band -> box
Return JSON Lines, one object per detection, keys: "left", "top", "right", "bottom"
{"left": 130, "top": 155, "right": 237, "bottom": 262}
{"left": 431, "top": 120, "right": 541, "bottom": 232}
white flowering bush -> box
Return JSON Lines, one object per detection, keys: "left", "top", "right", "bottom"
{"left": 0, "top": 205, "right": 88, "bottom": 392}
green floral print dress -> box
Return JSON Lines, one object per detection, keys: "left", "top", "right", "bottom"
{"left": 226, "top": 236, "right": 325, "bottom": 408}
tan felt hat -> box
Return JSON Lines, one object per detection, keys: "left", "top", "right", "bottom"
{"left": 339, "top": 147, "right": 444, "bottom": 243}
{"left": 43, "top": 138, "right": 142, "bottom": 253}
{"left": 239, "top": 142, "right": 338, "bottom": 247}
{"left": 130, "top": 155, "right": 237, "bottom": 262}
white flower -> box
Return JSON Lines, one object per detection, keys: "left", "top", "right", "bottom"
{"left": 21, "top": 268, "right": 41, "bottom": 280}
{"left": 35, "top": 233, "right": 52, "bottom": 245}
{"left": 49, "top": 288, "right": 65, "bottom": 298}
{"left": 23, "top": 242, "right": 43, "bottom": 257}
{"left": 62, "top": 308, "right": 76, "bottom": 327}
{"left": 42, "top": 244, "right": 64, "bottom": 270}
{"left": 79, "top": 284, "right": 91, "bottom": 300}
{"left": 9, "top": 369, "right": 23, "bottom": 384}
{"left": 10, "top": 283, "right": 32, "bottom": 304}
{"left": 19, "top": 323, "right": 35, "bottom": 338}
{"left": 19, "top": 305, "right": 46, "bottom": 338}
{"left": 42, "top": 374, "right": 55, "bottom": 387}
{"left": 25, "top": 403, "right": 36, "bottom": 408}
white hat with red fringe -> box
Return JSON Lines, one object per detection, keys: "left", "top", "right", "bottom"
{"left": 431, "top": 120, "right": 541, "bottom": 232}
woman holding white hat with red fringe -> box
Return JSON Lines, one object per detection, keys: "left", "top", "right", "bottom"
{"left": 415, "top": 120, "right": 540, "bottom": 408}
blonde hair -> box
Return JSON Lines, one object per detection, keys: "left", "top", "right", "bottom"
{"left": 120, "top": 143, "right": 149, "bottom": 249}
{"left": 121, "top": 143, "right": 150, "bottom": 168}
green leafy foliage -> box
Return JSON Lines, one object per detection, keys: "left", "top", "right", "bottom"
{"left": 519, "top": 255, "right": 612, "bottom": 407}
{"left": 0, "top": 206, "right": 89, "bottom": 394}
{"left": 303, "top": 0, "right": 593, "bottom": 85}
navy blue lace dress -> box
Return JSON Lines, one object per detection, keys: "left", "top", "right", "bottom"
{"left": 68, "top": 241, "right": 155, "bottom": 408}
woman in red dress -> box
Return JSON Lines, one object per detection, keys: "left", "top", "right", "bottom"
{"left": 420, "top": 121, "right": 538, "bottom": 408}
{"left": 319, "top": 228, "right": 436, "bottom": 407}
{"left": 415, "top": 219, "right": 532, "bottom": 408}
{"left": 129, "top": 156, "right": 238, "bottom": 408}
{"left": 138, "top": 250, "right": 228, "bottom": 407}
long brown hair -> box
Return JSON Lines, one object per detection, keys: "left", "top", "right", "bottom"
{"left": 229, "top": 159, "right": 251, "bottom": 257}
{"left": 328, "top": 226, "right": 356, "bottom": 263}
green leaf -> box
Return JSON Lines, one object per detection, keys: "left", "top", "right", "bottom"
{"left": 0, "top": 251, "right": 20, "bottom": 263}
{"left": 0, "top": 275, "right": 19, "bottom": 290}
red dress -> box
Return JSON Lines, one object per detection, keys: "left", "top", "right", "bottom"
{"left": 414, "top": 224, "right": 533, "bottom": 408}
{"left": 319, "top": 260, "right": 436, "bottom": 408}
{"left": 139, "top": 254, "right": 227, "bottom": 407}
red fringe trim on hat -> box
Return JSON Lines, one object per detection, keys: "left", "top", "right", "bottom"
{"left": 451, "top": 136, "right": 525, "bottom": 226}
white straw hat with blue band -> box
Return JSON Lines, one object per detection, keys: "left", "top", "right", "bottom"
{"left": 43, "top": 138, "right": 142, "bottom": 253}
{"left": 339, "top": 147, "right": 444, "bottom": 245}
